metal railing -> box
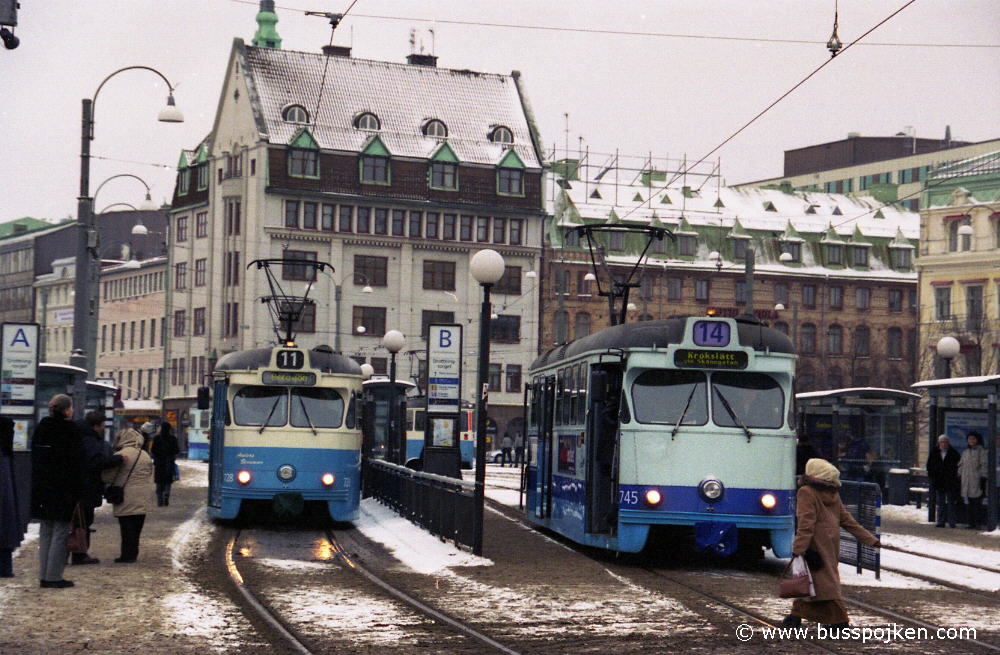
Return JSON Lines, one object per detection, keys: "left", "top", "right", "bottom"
{"left": 838, "top": 480, "right": 881, "bottom": 579}
{"left": 364, "top": 458, "right": 477, "bottom": 550}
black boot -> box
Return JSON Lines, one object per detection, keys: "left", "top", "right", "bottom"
{"left": 781, "top": 615, "right": 801, "bottom": 628}
{"left": 163, "top": 495, "right": 169, "bottom": 507}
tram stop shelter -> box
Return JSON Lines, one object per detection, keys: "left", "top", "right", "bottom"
{"left": 795, "top": 387, "right": 919, "bottom": 491}
{"left": 911, "top": 375, "right": 1000, "bottom": 532}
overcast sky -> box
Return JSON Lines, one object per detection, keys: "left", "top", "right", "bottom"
{"left": 1, "top": 0, "right": 997, "bottom": 222}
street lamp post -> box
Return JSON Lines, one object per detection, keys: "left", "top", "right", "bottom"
{"left": 70, "top": 65, "right": 183, "bottom": 420}
{"left": 937, "top": 335, "right": 960, "bottom": 379}
{"left": 382, "top": 330, "right": 406, "bottom": 464}
{"left": 470, "top": 249, "right": 505, "bottom": 556}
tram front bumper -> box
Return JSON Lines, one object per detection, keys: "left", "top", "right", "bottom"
{"left": 619, "top": 509, "right": 794, "bottom": 557}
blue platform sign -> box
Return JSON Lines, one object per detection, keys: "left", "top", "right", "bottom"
{"left": 426, "top": 324, "right": 462, "bottom": 415}
{"left": 1, "top": 323, "right": 39, "bottom": 419}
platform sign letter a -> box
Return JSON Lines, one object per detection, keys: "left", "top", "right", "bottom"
{"left": 10, "top": 328, "right": 30, "bottom": 347}
{"left": 439, "top": 329, "right": 452, "bottom": 349}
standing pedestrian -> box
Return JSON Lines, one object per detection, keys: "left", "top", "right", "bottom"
{"left": 782, "top": 458, "right": 880, "bottom": 629}
{"left": 102, "top": 427, "right": 153, "bottom": 563}
{"left": 958, "top": 432, "right": 988, "bottom": 530}
{"left": 500, "top": 432, "right": 513, "bottom": 467}
{"left": 926, "top": 435, "right": 961, "bottom": 528}
{"left": 149, "top": 421, "right": 178, "bottom": 507}
{"left": 30, "top": 394, "right": 84, "bottom": 588}
{"left": 513, "top": 432, "right": 525, "bottom": 467}
{"left": 72, "top": 410, "right": 123, "bottom": 565}
{"left": 0, "top": 415, "right": 23, "bottom": 577}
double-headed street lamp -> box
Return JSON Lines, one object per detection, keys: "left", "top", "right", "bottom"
{"left": 70, "top": 65, "right": 183, "bottom": 420}
{"left": 470, "top": 248, "right": 506, "bottom": 556}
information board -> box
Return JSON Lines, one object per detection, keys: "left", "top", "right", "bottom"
{"left": 1, "top": 323, "right": 39, "bottom": 417}
{"left": 426, "top": 324, "right": 462, "bottom": 414}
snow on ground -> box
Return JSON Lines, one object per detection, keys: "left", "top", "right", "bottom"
{"left": 258, "top": 558, "right": 329, "bottom": 572}
{"left": 762, "top": 552, "right": 939, "bottom": 590}
{"left": 354, "top": 497, "right": 493, "bottom": 574}
{"left": 0, "top": 524, "right": 39, "bottom": 609}
{"left": 880, "top": 504, "right": 928, "bottom": 524}
{"left": 163, "top": 506, "right": 253, "bottom": 652}
{"left": 881, "top": 533, "right": 1000, "bottom": 569}
{"left": 175, "top": 459, "right": 208, "bottom": 488}
{"left": 879, "top": 549, "right": 1000, "bottom": 592}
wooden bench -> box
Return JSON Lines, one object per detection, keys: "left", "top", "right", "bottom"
{"left": 909, "top": 486, "right": 930, "bottom": 508}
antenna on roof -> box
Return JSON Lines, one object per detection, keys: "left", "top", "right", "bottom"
{"left": 409, "top": 28, "right": 416, "bottom": 53}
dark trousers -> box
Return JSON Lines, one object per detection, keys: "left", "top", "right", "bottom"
{"left": 966, "top": 496, "right": 984, "bottom": 527}
{"left": 502, "top": 447, "right": 512, "bottom": 466}
{"left": 0, "top": 548, "right": 12, "bottom": 577}
{"left": 117, "top": 514, "right": 146, "bottom": 561}
{"left": 155, "top": 482, "right": 172, "bottom": 505}
{"left": 932, "top": 486, "right": 959, "bottom": 526}
{"left": 513, "top": 447, "right": 524, "bottom": 466}
{"left": 71, "top": 503, "right": 96, "bottom": 563}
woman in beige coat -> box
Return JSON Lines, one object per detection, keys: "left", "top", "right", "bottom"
{"left": 101, "top": 428, "right": 153, "bottom": 563}
{"left": 958, "top": 432, "right": 989, "bottom": 529}
{"left": 782, "top": 458, "right": 880, "bottom": 628}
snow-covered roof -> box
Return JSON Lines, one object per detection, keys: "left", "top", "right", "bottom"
{"left": 796, "top": 387, "right": 920, "bottom": 401}
{"left": 243, "top": 45, "right": 541, "bottom": 169}
{"left": 912, "top": 375, "right": 1000, "bottom": 390}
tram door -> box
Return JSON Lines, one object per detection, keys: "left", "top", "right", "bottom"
{"left": 536, "top": 376, "right": 555, "bottom": 519}
{"left": 586, "top": 365, "right": 621, "bottom": 534}
{"left": 207, "top": 380, "right": 228, "bottom": 509}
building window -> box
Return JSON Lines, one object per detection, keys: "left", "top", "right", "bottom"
{"left": 695, "top": 279, "right": 710, "bottom": 301}
{"left": 735, "top": 281, "right": 747, "bottom": 305}
{"left": 887, "top": 327, "right": 902, "bottom": 359}
{"left": 460, "top": 215, "right": 474, "bottom": 241}
{"left": 948, "top": 220, "right": 971, "bottom": 252}
{"left": 284, "top": 200, "right": 299, "bottom": 228}
{"left": 493, "top": 217, "right": 506, "bottom": 244}
{"left": 196, "top": 212, "right": 208, "bottom": 238}
{"left": 421, "top": 310, "right": 455, "bottom": 338}
{"left": 291, "top": 301, "right": 316, "bottom": 333}
{"left": 193, "top": 307, "right": 206, "bottom": 336}
{"left": 490, "top": 315, "right": 520, "bottom": 343}
{"left": 851, "top": 246, "right": 869, "bottom": 267}
{"left": 774, "top": 283, "right": 789, "bottom": 306}
{"left": 667, "top": 277, "right": 682, "bottom": 301}
{"left": 370, "top": 207, "right": 387, "bottom": 235}
{"left": 197, "top": 164, "right": 208, "bottom": 190}
{"left": 423, "top": 119, "right": 448, "bottom": 138}
{"left": 825, "top": 244, "right": 843, "bottom": 265}
{"left": 282, "top": 250, "right": 317, "bottom": 281}
{"left": 935, "top": 286, "right": 951, "bottom": 321}
{"left": 967, "top": 285, "right": 984, "bottom": 329}
{"left": 194, "top": 258, "right": 207, "bottom": 286}
{"left": 855, "top": 287, "right": 870, "bottom": 310}
{"left": 422, "top": 260, "right": 455, "bottom": 291}
{"left": 302, "top": 202, "right": 318, "bottom": 230}
{"left": 282, "top": 105, "right": 309, "bottom": 123}
{"left": 425, "top": 212, "right": 439, "bottom": 239}
{"left": 555, "top": 269, "right": 569, "bottom": 295}
{"left": 356, "top": 207, "right": 371, "bottom": 234}
{"left": 678, "top": 235, "right": 696, "bottom": 256}
{"left": 554, "top": 310, "right": 568, "bottom": 344}
{"left": 609, "top": 231, "right": 624, "bottom": 251}
{"left": 506, "top": 365, "right": 522, "bottom": 393}
{"left": 354, "top": 255, "right": 388, "bottom": 287}
{"left": 800, "top": 324, "right": 816, "bottom": 354}
{"left": 355, "top": 112, "right": 380, "bottom": 131}
{"left": 430, "top": 162, "right": 457, "bottom": 190}
{"left": 476, "top": 217, "right": 490, "bottom": 242}
{"left": 854, "top": 326, "right": 870, "bottom": 357}
{"left": 488, "top": 364, "right": 502, "bottom": 392}
{"left": 888, "top": 289, "right": 902, "bottom": 312}
{"left": 827, "top": 324, "right": 843, "bottom": 355}
{"left": 783, "top": 241, "right": 802, "bottom": 263}
{"left": 225, "top": 199, "right": 241, "bottom": 235}
{"left": 392, "top": 209, "right": 406, "bottom": 236}
{"left": 829, "top": 286, "right": 843, "bottom": 309}
{"left": 352, "top": 306, "right": 386, "bottom": 337}
{"left": 494, "top": 266, "right": 522, "bottom": 295}
{"left": 574, "top": 312, "right": 591, "bottom": 340}
{"left": 224, "top": 251, "right": 240, "bottom": 286}
{"left": 892, "top": 248, "right": 912, "bottom": 269}
{"left": 176, "top": 216, "right": 189, "bottom": 242}
{"left": 174, "top": 263, "right": 187, "bottom": 290}
{"left": 497, "top": 168, "right": 523, "bottom": 195}
{"left": 408, "top": 211, "right": 423, "bottom": 238}
{"left": 802, "top": 285, "right": 816, "bottom": 309}
{"left": 288, "top": 148, "right": 318, "bottom": 177}
{"left": 733, "top": 238, "right": 748, "bottom": 261}
{"left": 489, "top": 126, "right": 514, "bottom": 144}
{"left": 577, "top": 271, "right": 593, "bottom": 296}
{"left": 361, "top": 155, "right": 389, "bottom": 184}
{"left": 339, "top": 205, "right": 353, "bottom": 232}
{"left": 178, "top": 169, "right": 189, "bottom": 195}
{"left": 510, "top": 219, "right": 524, "bottom": 245}
{"left": 173, "top": 310, "right": 186, "bottom": 337}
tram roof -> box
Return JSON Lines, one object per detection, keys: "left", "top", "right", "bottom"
{"left": 530, "top": 317, "right": 793, "bottom": 369}
{"left": 796, "top": 387, "right": 920, "bottom": 401}
{"left": 215, "top": 347, "right": 361, "bottom": 375}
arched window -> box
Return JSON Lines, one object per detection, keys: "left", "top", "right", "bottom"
{"left": 800, "top": 323, "right": 816, "bottom": 354}
{"left": 827, "top": 324, "right": 843, "bottom": 355}
{"left": 574, "top": 312, "right": 591, "bottom": 340}
{"left": 854, "top": 326, "right": 870, "bottom": 356}
{"left": 422, "top": 119, "right": 448, "bottom": 138}
{"left": 282, "top": 105, "right": 309, "bottom": 123}
{"left": 355, "top": 112, "right": 381, "bottom": 131}
{"left": 828, "top": 367, "right": 843, "bottom": 390}
{"left": 887, "top": 327, "right": 903, "bottom": 359}
{"left": 489, "top": 125, "right": 514, "bottom": 144}
{"left": 948, "top": 218, "right": 971, "bottom": 252}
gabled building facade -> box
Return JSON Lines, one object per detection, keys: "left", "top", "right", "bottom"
{"left": 165, "top": 8, "right": 545, "bottom": 440}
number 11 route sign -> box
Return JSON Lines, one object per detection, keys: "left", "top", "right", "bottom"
{"left": 426, "top": 324, "right": 462, "bottom": 414}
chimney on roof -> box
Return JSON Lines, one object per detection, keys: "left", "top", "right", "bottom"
{"left": 406, "top": 53, "right": 438, "bottom": 67}
{"left": 847, "top": 132, "right": 860, "bottom": 139}
{"left": 322, "top": 44, "right": 351, "bottom": 57}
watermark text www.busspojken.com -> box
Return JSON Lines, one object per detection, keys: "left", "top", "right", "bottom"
{"left": 735, "top": 623, "right": 977, "bottom": 644}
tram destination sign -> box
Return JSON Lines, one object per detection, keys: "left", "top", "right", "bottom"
{"left": 261, "top": 371, "right": 317, "bottom": 386}
{"left": 674, "top": 348, "right": 748, "bottom": 370}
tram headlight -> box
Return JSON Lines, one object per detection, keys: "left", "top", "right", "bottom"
{"left": 644, "top": 489, "right": 662, "bottom": 507}
{"left": 277, "top": 465, "right": 296, "bottom": 482}
{"left": 698, "top": 478, "right": 724, "bottom": 503}
{"left": 760, "top": 492, "right": 778, "bottom": 511}
{"left": 236, "top": 470, "right": 252, "bottom": 485}
{"left": 321, "top": 473, "right": 335, "bottom": 487}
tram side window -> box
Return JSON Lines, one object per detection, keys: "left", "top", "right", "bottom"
{"left": 631, "top": 370, "right": 707, "bottom": 425}
{"left": 555, "top": 370, "right": 563, "bottom": 426}
{"left": 233, "top": 386, "right": 288, "bottom": 427}
{"left": 346, "top": 394, "right": 356, "bottom": 429}
{"left": 530, "top": 379, "right": 542, "bottom": 427}
{"left": 711, "top": 372, "right": 784, "bottom": 429}
{"left": 577, "top": 365, "right": 588, "bottom": 424}
{"left": 563, "top": 367, "right": 574, "bottom": 425}
{"left": 290, "top": 387, "right": 345, "bottom": 428}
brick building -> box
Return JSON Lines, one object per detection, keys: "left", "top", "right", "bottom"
{"left": 544, "top": 156, "right": 920, "bottom": 393}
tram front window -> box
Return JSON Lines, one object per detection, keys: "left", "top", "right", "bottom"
{"left": 233, "top": 386, "right": 288, "bottom": 427}
{"left": 631, "top": 370, "right": 707, "bottom": 425}
{"left": 711, "top": 372, "right": 784, "bottom": 429}
{"left": 291, "top": 387, "right": 345, "bottom": 428}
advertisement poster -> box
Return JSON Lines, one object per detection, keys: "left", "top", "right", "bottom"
{"left": 942, "top": 410, "right": 989, "bottom": 455}
{"left": 432, "top": 417, "right": 455, "bottom": 447}
{"left": 1, "top": 323, "right": 39, "bottom": 418}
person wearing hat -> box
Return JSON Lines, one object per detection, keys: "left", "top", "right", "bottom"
{"left": 782, "top": 458, "right": 880, "bottom": 629}
{"left": 926, "top": 435, "right": 960, "bottom": 528}
{"left": 149, "top": 420, "right": 179, "bottom": 507}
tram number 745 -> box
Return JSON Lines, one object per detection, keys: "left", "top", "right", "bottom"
{"left": 619, "top": 489, "right": 640, "bottom": 506}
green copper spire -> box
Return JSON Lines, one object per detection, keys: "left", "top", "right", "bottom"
{"left": 253, "top": 0, "right": 282, "bottom": 49}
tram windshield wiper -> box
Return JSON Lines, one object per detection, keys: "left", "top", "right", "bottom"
{"left": 258, "top": 395, "right": 282, "bottom": 434}
{"left": 671, "top": 384, "right": 698, "bottom": 440}
{"left": 297, "top": 394, "right": 318, "bottom": 436}
{"left": 713, "top": 386, "right": 753, "bottom": 442}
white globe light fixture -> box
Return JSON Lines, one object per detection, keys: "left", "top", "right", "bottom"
{"left": 359, "top": 363, "right": 374, "bottom": 380}
{"left": 937, "top": 336, "right": 960, "bottom": 359}
{"left": 774, "top": 303, "right": 786, "bottom": 312}
{"left": 356, "top": 325, "right": 366, "bottom": 334}
{"left": 957, "top": 223, "right": 974, "bottom": 237}
{"left": 157, "top": 93, "right": 185, "bottom": 123}
{"left": 525, "top": 270, "right": 537, "bottom": 279}
{"left": 626, "top": 302, "right": 637, "bottom": 312}
{"left": 779, "top": 252, "right": 793, "bottom": 263}
{"left": 382, "top": 330, "right": 405, "bottom": 354}
{"left": 362, "top": 285, "right": 373, "bottom": 294}
{"left": 139, "top": 192, "right": 158, "bottom": 211}
{"left": 470, "top": 249, "right": 506, "bottom": 285}
{"left": 708, "top": 250, "right": 720, "bottom": 261}
{"left": 131, "top": 223, "right": 149, "bottom": 236}
{"left": 583, "top": 272, "right": 597, "bottom": 282}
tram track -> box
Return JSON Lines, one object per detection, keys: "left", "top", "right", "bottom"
{"left": 222, "top": 525, "right": 521, "bottom": 655}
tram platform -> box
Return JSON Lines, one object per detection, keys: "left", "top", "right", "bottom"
{"left": 880, "top": 503, "right": 1000, "bottom": 550}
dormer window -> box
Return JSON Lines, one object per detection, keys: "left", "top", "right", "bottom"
{"left": 355, "top": 112, "right": 381, "bottom": 131}
{"left": 282, "top": 105, "right": 309, "bottom": 124}
{"left": 423, "top": 119, "right": 448, "bottom": 138}
{"left": 825, "top": 244, "right": 844, "bottom": 266}
{"left": 489, "top": 125, "right": 514, "bottom": 144}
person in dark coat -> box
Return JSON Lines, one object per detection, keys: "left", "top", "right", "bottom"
{"left": 926, "top": 434, "right": 961, "bottom": 528}
{"left": 782, "top": 458, "right": 880, "bottom": 628}
{"left": 0, "top": 415, "right": 22, "bottom": 577}
{"left": 795, "top": 434, "right": 819, "bottom": 477}
{"left": 71, "top": 410, "right": 123, "bottom": 565}
{"left": 30, "top": 394, "right": 85, "bottom": 588}
{"left": 149, "top": 421, "right": 179, "bottom": 506}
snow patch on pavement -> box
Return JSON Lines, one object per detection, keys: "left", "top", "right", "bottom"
{"left": 258, "top": 558, "right": 329, "bottom": 571}
{"left": 838, "top": 563, "right": 939, "bottom": 590}
{"left": 881, "top": 533, "right": 1000, "bottom": 569}
{"left": 354, "top": 497, "right": 493, "bottom": 573}
{"left": 176, "top": 459, "right": 208, "bottom": 488}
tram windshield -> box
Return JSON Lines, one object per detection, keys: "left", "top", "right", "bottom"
{"left": 711, "top": 372, "right": 784, "bottom": 429}
{"left": 233, "top": 386, "right": 288, "bottom": 427}
{"left": 632, "top": 370, "right": 708, "bottom": 425}
{"left": 290, "top": 388, "right": 345, "bottom": 428}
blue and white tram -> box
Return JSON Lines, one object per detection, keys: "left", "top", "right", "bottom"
{"left": 207, "top": 345, "right": 364, "bottom": 521}
{"left": 525, "top": 316, "right": 796, "bottom": 557}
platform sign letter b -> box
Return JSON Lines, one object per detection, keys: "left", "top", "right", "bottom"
{"left": 438, "top": 329, "right": 452, "bottom": 349}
